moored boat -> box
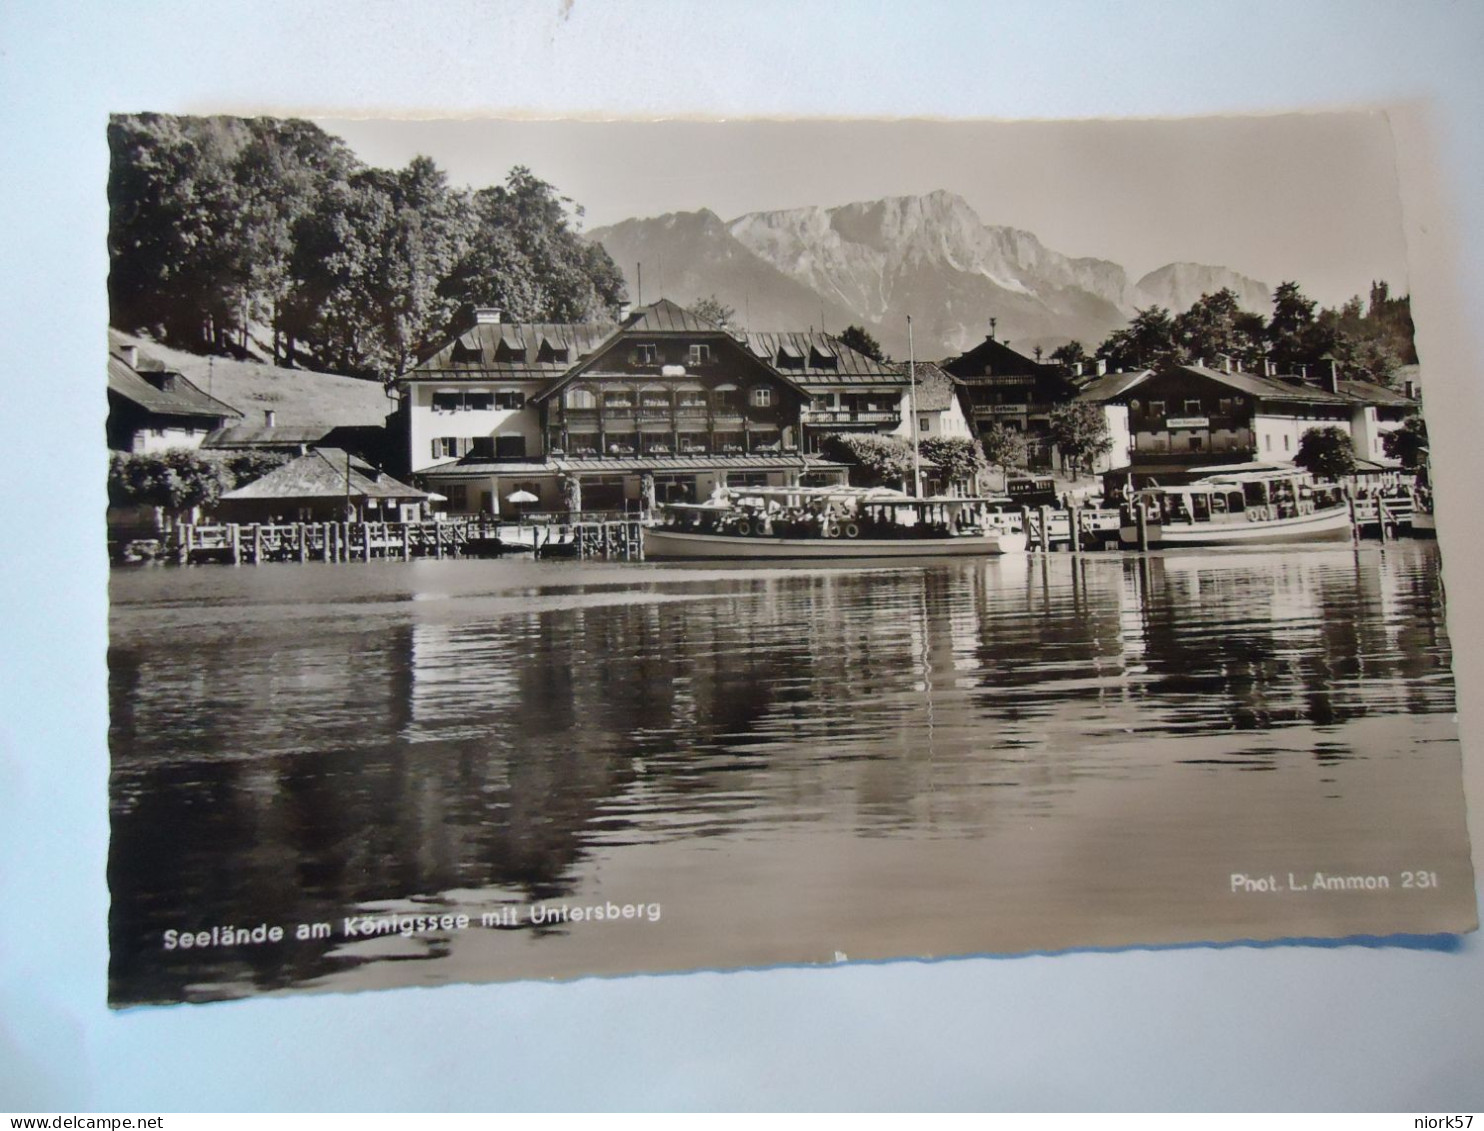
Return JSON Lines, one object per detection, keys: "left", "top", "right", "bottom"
{"left": 643, "top": 486, "right": 1028, "bottom": 560}
{"left": 1118, "top": 466, "right": 1352, "bottom": 547}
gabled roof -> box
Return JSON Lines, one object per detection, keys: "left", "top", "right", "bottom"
{"left": 1171, "top": 364, "right": 1353, "bottom": 405}
{"left": 618, "top": 297, "right": 726, "bottom": 334}
{"left": 220, "top": 448, "right": 427, "bottom": 501}
{"left": 745, "top": 332, "right": 899, "bottom": 383}
{"left": 108, "top": 354, "right": 242, "bottom": 420}
{"left": 904, "top": 361, "right": 960, "bottom": 411}
{"left": 204, "top": 423, "right": 337, "bottom": 448}
{"left": 1338, "top": 378, "right": 1418, "bottom": 407}
{"left": 410, "top": 321, "right": 618, "bottom": 380}
{"left": 1075, "top": 369, "right": 1153, "bottom": 403}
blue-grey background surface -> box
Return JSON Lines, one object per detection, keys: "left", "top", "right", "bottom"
{"left": 2, "top": 0, "right": 1483, "bottom": 1111}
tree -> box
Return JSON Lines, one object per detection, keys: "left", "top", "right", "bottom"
{"left": 819, "top": 432, "right": 916, "bottom": 489}
{"left": 440, "top": 166, "right": 625, "bottom": 327}
{"left": 1048, "top": 340, "right": 1089, "bottom": 375}
{"left": 839, "top": 324, "right": 884, "bottom": 362}
{"left": 1096, "top": 306, "right": 1179, "bottom": 371}
{"left": 690, "top": 295, "right": 736, "bottom": 328}
{"left": 1381, "top": 415, "right": 1429, "bottom": 470}
{"left": 919, "top": 436, "right": 987, "bottom": 493}
{"left": 1173, "top": 288, "right": 1265, "bottom": 368}
{"left": 1266, "top": 281, "right": 1329, "bottom": 374}
{"left": 108, "top": 450, "right": 231, "bottom": 524}
{"left": 1047, "top": 402, "right": 1114, "bottom": 478}
{"left": 1294, "top": 426, "right": 1357, "bottom": 480}
{"left": 978, "top": 423, "right": 1029, "bottom": 490}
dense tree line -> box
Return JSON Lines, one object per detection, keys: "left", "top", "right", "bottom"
{"left": 1061, "top": 282, "right": 1416, "bottom": 386}
{"left": 108, "top": 114, "right": 627, "bottom": 381}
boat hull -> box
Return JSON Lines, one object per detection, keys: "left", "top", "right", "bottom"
{"left": 644, "top": 527, "right": 1028, "bottom": 560}
{"left": 1120, "top": 505, "right": 1353, "bottom": 547}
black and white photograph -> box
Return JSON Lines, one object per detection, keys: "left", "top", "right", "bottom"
{"left": 105, "top": 112, "right": 1477, "bottom": 1008}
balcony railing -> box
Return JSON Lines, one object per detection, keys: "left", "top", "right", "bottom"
{"left": 802, "top": 409, "right": 902, "bottom": 425}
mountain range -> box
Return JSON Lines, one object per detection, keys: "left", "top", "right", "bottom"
{"left": 588, "top": 190, "right": 1271, "bottom": 361}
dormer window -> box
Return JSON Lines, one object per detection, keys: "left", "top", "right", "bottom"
{"left": 450, "top": 340, "right": 484, "bottom": 363}
{"left": 776, "top": 343, "right": 805, "bottom": 370}
{"left": 495, "top": 340, "right": 526, "bottom": 363}
{"left": 634, "top": 343, "right": 658, "bottom": 365}
{"left": 689, "top": 343, "right": 712, "bottom": 365}
{"left": 537, "top": 339, "right": 569, "bottom": 364}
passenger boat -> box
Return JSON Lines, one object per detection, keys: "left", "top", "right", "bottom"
{"left": 1118, "top": 466, "right": 1353, "bottom": 547}
{"left": 643, "top": 486, "right": 1029, "bottom": 560}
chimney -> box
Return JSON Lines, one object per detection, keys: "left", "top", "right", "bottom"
{"left": 265, "top": 409, "right": 277, "bottom": 428}
{"left": 618, "top": 301, "right": 633, "bottom": 321}
{"left": 1323, "top": 357, "right": 1339, "bottom": 396}
{"left": 1072, "top": 361, "right": 1084, "bottom": 377}
{"left": 121, "top": 344, "right": 138, "bottom": 369}
{"left": 472, "top": 307, "right": 503, "bottom": 325}
{"left": 988, "top": 317, "right": 998, "bottom": 341}
{"left": 1222, "top": 354, "right": 1232, "bottom": 374}
{"left": 1096, "top": 358, "right": 1107, "bottom": 377}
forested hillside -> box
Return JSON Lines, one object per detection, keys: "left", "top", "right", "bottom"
{"left": 108, "top": 114, "right": 627, "bottom": 381}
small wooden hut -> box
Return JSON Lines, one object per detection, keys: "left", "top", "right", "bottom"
{"left": 215, "top": 447, "right": 431, "bottom": 524}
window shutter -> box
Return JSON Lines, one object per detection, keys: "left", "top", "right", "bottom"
{"left": 432, "top": 439, "right": 440, "bottom": 459}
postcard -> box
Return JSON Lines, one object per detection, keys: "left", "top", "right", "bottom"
{"left": 105, "top": 112, "right": 1477, "bottom": 1006}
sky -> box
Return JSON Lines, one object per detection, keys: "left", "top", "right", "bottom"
{"left": 321, "top": 113, "right": 1412, "bottom": 309}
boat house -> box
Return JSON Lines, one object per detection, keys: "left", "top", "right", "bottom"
{"left": 216, "top": 447, "right": 431, "bottom": 524}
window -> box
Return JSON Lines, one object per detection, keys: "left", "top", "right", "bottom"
{"left": 432, "top": 437, "right": 461, "bottom": 459}
{"left": 494, "top": 390, "right": 525, "bottom": 410}
{"left": 1218, "top": 398, "right": 1233, "bottom": 415}
{"left": 603, "top": 391, "right": 634, "bottom": 409}
{"left": 1129, "top": 399, "right": 1141, "bottom": 411}
{"left": 466, "top": 391, "right": 495, "bottom": 411}
{"left": 750, "top": 386, "right": 773, "bottom": 408}
{"left": 496, "top": 435, "right": 526, "bottom": 459}
{"left": 446, "top": 484, "right": 468, "bottom": 510}
{"left": 811, "top": 396, "right": 832, "bottom": 411}
{"left": 634, "top": 343, "right": 658, "bottom": 365}
{"left": 1149, "top": 400, "right": 1166, "bottom": 417}
{"left": 689, "top": 343, "right": 712, "bottom": 365}
{"left": 1283, "top": 434, "right": 1290, "bottom": 451}
{"left": 713, "top": 386, "right": 740, "bottom": 413}
{"left": 919, "top": 415, "right": 931, "bottom": 432}
{"left": 565, "top": 388, "right": 597, "bottom": 410}
{"left": 1184, "top": 399, "right": 1202, "bottom": 414}
{"left": 432, "top": 391, "right": 462, "bottom": 412}
{"left": 469, "top": 437, "right": 496, "bottom": 459}
{"left": 677, "top": 388, "right": 707, "bottom": 408}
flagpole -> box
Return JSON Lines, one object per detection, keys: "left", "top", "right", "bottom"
{"left": 908, "top": 316, "right": 923, "bottom": 498}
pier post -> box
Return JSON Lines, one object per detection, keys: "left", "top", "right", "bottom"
{"left": 402, "top": 523, "right": 411, "bottom": 561}
{"left": 1037, "top": 506, "right": 1051, "bottom": 552}
{"left": 1020, "top": 507, "right": 1031, "bottom": 551}
{"left": 1378, "top": 498, "right": 1390, "bottom": 543}
{"left": 1136, "top": 505, "right": 1149, "bottom": 553}
{"left": 361, "top": 522, "right": 371, "bottom": 560}
{"left": 177, "top": 524, "right": 191, "bottom": 565}
{"left": 229, "top": 523, "right": 241, "bottom": 565}
{"left": 252, "top": 524, "right": 262, "bottom": 565}
{"left": 1069, "top": 506, "right": 1081, "bottom": 553}
{"left": 1348, "top": 498, "right": 1359, "bottom": 542}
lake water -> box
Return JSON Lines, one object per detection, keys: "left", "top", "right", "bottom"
{"left": 107, "top": 542, "right": 1477, "bottom": 1005}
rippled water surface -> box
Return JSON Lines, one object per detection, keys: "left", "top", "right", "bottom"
{"left": 108, "top": 543, "right": 1476, "bottom": 1004}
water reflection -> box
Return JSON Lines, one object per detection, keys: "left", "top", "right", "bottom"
{"left": 108, "top": 544, "right": 1469, "bottom": 1004}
